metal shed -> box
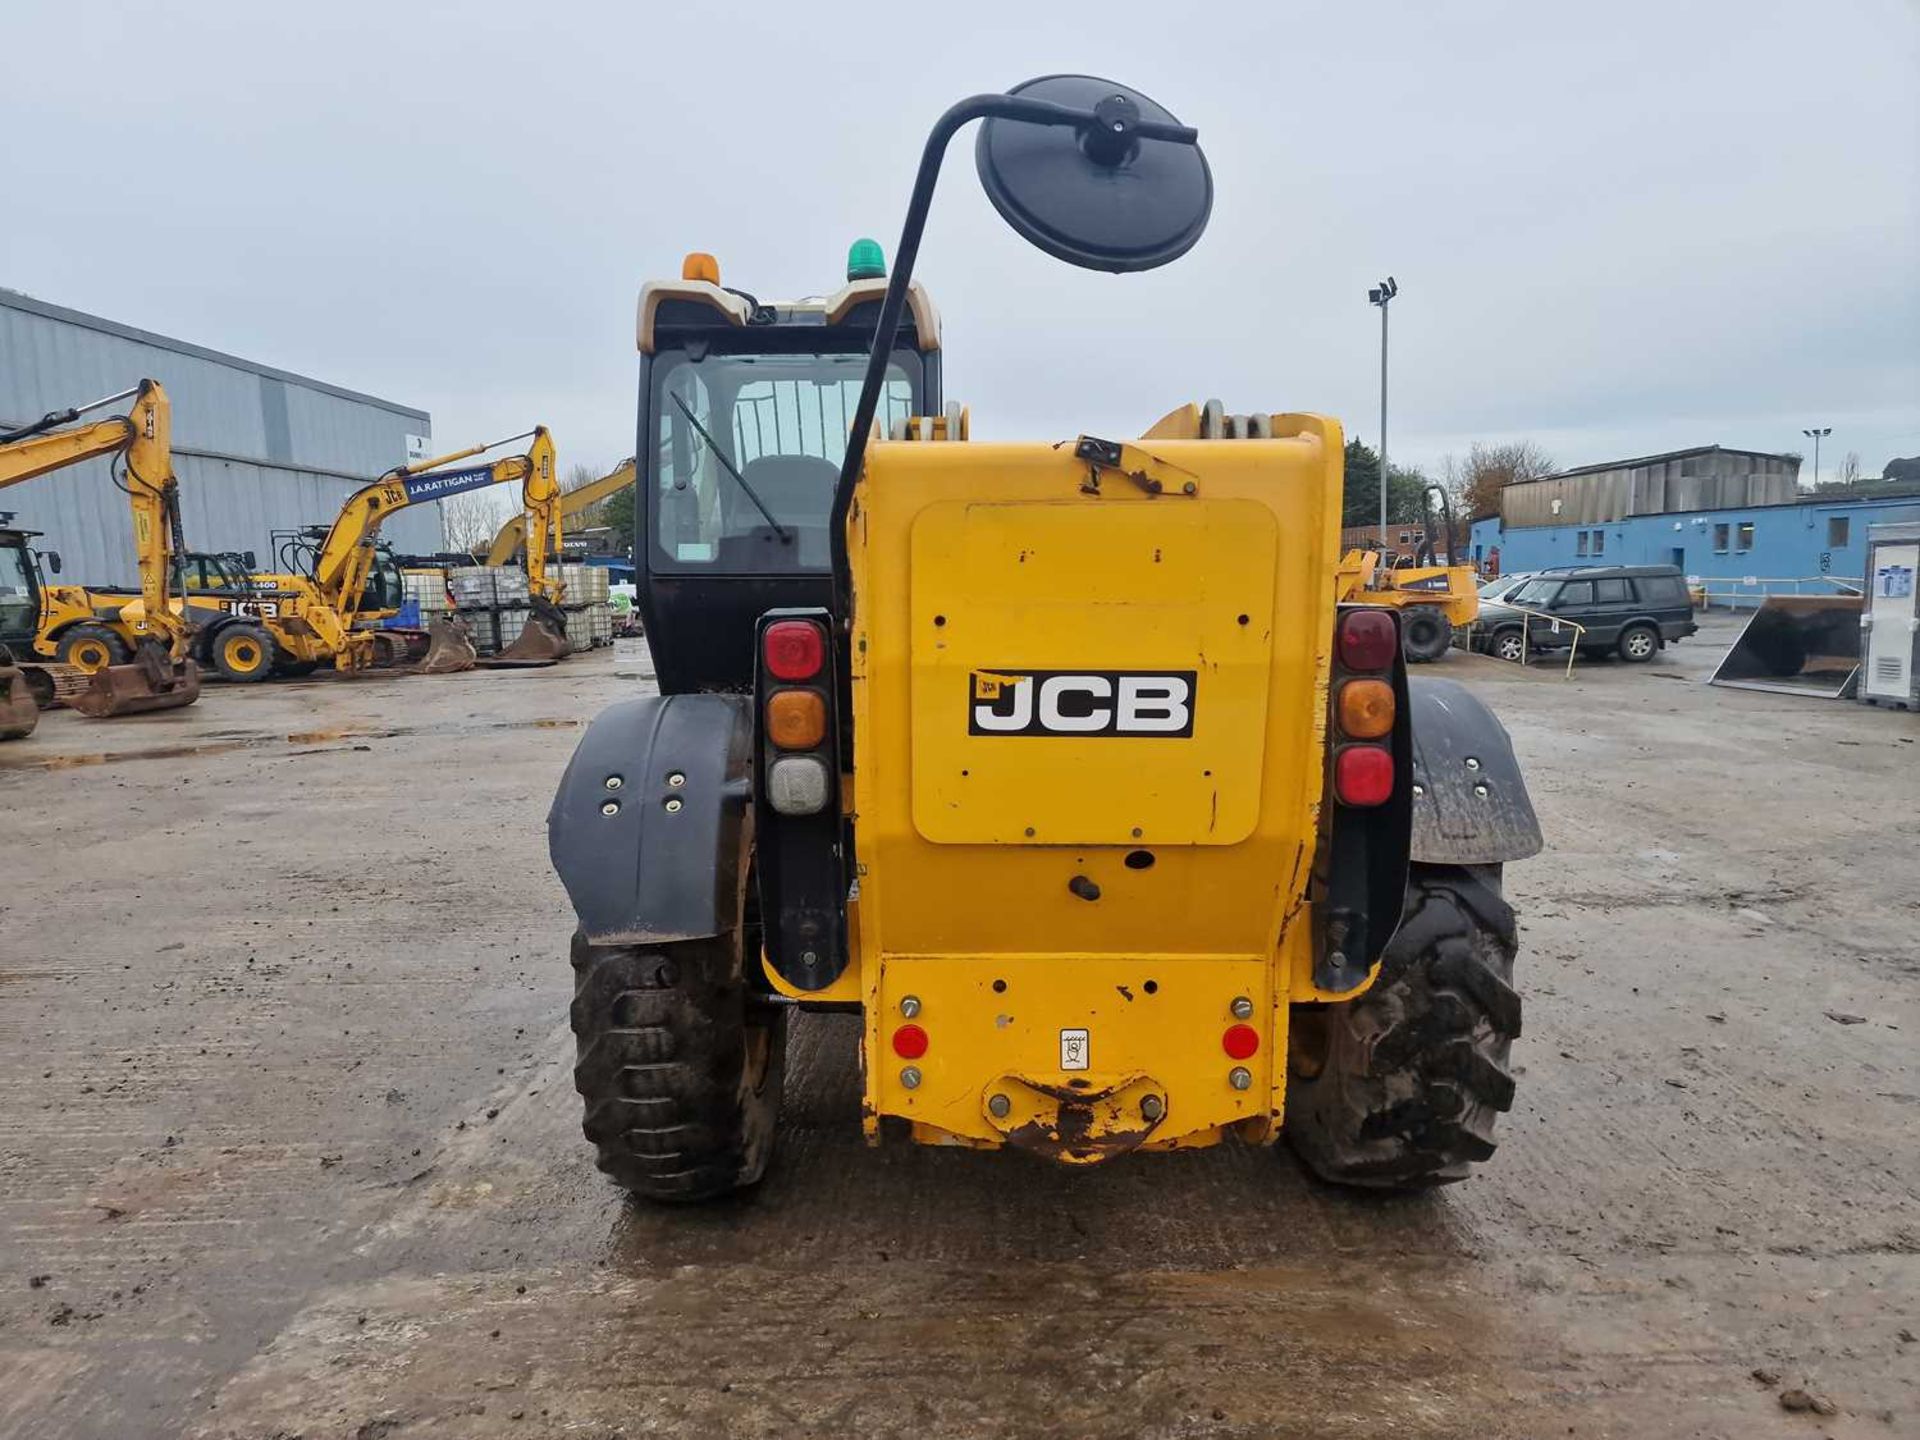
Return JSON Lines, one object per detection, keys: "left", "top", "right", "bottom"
{"left": 0, "top": 290, "right": 435, "bottom": 586}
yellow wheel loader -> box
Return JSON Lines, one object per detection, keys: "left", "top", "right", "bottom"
{"left": 1335, "top": 486, "right": 1480, "bottom": 662}
{"left": 194, "top": 428, "right": 567, "bottom": 675}
{"left": 0, "top": 381, "right": 201, "bottom": 718}
{"left": 549, "top": 77, "right": 1541, "bottom": 1202}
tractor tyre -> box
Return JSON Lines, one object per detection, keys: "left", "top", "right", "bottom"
{"left": 210, "top": 624, "right": 274, "bottom": 682}
{"left": 57, "top": 624, "right": 132, "bottom": 672}
{"left": 1400, "top": 606, "right": 1452, "bottom": 664}
{"left": 570, "top": 924, "right": 787, "bottom": 1204}
{"left": 1286, "top": 864, "right": 1520, "bottom": 1189}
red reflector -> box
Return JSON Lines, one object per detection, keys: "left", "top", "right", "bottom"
{"left": 1222, "top": 1023, "right": 1260, "bottom": 1060}
{"left": 763, "top": 620, "right": 824, "bottom": 681}
{"left": 1335, "top": 744, "right": 1395, "bottom": 807}
{"left": 1338, "top": 609, "right": 1397, "bottom": 671}
{"left": 892, "top": 1023, "right": 928, "bottom": 1059}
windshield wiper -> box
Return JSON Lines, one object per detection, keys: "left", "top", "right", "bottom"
{"left": 668, "top": 391, "right": 791, "bottom": 544}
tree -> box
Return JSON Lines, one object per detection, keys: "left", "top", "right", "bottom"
{"left": 1835, "top": 451, "right": 1862, "bottom": 489}
{"left": 601, "top": 483, "right": 636, "bottom": 555}
{"left": 441, "top": 490, "right": 507, "bottom": 556}
{"left": 1438, "top": 440, "right": 1556, "bottom": 521}
{"left": 1341, "top": 439, "right": 1431, "bottom": 528}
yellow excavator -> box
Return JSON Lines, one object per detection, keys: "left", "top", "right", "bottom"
{"left": 188, "top": 427, "right": 570, "bottom": 675}
{"left": 0, "top": 380, "right": 201, "bottom": 729}
{"left": 1335, "top": 484, "right": 1480, "bottom": 662}
{"left": 485, "top": 456, "right": 632, "bottom": 566}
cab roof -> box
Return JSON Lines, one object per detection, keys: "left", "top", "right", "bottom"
{"left": 636, "top": 278, "right": 940, "bottom": 356}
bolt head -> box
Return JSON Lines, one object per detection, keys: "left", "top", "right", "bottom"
{"left": 899, "top": 995, "right": 922, "bottom": 1019}
{"left": 900, "top": 1066, "right": 922, "bottom": 1090}
{"left": 1473, "top": 782, "right": 1489, "bottom": 798}
{"left": 599, "top": 800, "right": 619, "bottom": 816}
{"left": 603, "top": 774, "right": 624, "bottom": 790}
{"left": 663, "top": 797, "right": 683, "bottom": 814}
{"left": 1229, "top": 1067, "right": 1253, "bottom": 1091}
{"left": 1140, "top": 1093, "right": 1165, "bottom": 1121}
{"left": 666, "top": 771, "right": 686, "bottom": 788}
{"left": 987, "top": 1092, "right": 1011, "bottom": 1118}
{"left": 1230, "top": 996, "right": 1254, "bottom": 1020}
{"left": 1464, "top": 756, "right": 1481, "bottom": 771}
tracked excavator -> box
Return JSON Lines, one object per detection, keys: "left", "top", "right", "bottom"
{"left": 0, "top": 380, "right": 202, "bottom": 732}
{"left": 487, "top": 457, "right": 633, "bottom": 566}
{"left": 175, "top": 427, "right": 570, "bottom": 676}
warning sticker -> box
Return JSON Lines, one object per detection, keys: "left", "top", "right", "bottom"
{"left": 1059, "top": 1028, "right": 1090, "bottom": 1071}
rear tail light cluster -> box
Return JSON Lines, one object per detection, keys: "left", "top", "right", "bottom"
{"left": 1332, "top": 608, "right": 1398, "bottom": 807}
{"left": 762, "top": 619, "right": 833, "bottom": 816}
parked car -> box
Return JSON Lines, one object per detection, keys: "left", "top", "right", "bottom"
{"left": 1474, "top": 564, "right": 1697, "bottom": 663}
{"left": 1478, "top": 571, "right": 1539, "bottom": 604}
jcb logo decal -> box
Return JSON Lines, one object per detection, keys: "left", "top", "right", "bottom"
{"left": 218, "top": 599, "right": 281, "bottom": 617}
{"left": 968, "top": 670, "right": 1196, "bottom": 737}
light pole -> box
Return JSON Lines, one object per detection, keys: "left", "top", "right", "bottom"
{"left": 1801, "top": 427, "right": 1831, "bottom": 487}
{"left": 1369, "top": 276, "right": 1399, "bottom": 541}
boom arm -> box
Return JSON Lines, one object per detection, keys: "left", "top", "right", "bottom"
{"left": 486, "top": 457, "right": 632, "bottom": 566}
{"left": 0, "top": 380, "right": 191, "bottom": 659}
{"left": 313, "top": 427, "right": 559, "bottom": 621}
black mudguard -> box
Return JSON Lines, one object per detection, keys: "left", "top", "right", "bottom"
{"left": 1406, "top": 677, "right": 1543, "bottom": 865}
{"left": 548, "top": 693, "right": 753, "bottom": 945}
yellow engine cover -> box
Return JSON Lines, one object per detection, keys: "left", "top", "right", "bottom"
{"left": 844, "top": 413, "right": 1352, "bottom": 1158}
{"left": 908, "top": 498, "right": 1276, "bottom": 846}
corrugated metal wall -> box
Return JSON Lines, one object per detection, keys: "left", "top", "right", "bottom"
{"left": 0, "top": 292, "right": 436, "bottom": 586}
{"left": 1501, "top": 450, "right": 1800, "bottom": 529}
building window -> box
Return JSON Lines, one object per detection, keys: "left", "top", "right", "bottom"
{"left": 1397, "top": 531, "right": 1411, "bottom": 545}
{"left": 1575, "top": 530, "right": 1589, "bottom": 556}
{"left": 1828, "top": 516, "right": 1850, "bottom": 547}
{"left": 1713, "top": 523, "right": 1730, "bottom": 553}
{"left": 1736, "top": 521, "right": 1755, "bottom": 552}
{"left": 1591, "top": 529, "right": 1605, "bottom": 555}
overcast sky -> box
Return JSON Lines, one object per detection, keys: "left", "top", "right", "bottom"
{"left": 5, "top": 0, "right": 1915, "bottom": 521}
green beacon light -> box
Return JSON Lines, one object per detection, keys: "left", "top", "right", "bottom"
{"left": 846, "top": 237, "right": 886, "bottom": 281}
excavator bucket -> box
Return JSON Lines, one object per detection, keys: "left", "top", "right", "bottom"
{"left": 1711, "top": 595, "right": 1863, "bottom": 698}
{"left": 478, "top": 596, "right": 571, "bottom": 669}
{"left": 68, "top": 645, "right": 202, "bottom": 718}
{"left": 417, "top": 614, "right": 477, "bottom": 674}
{"left": 0, "top": 661, "right": 38, "bottom": 740}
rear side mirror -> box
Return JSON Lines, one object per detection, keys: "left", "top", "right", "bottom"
{"left": 44, "top": 550, "right": 62, "bottom": 575}
{"left": 242, "top": 550, "right": 257, "bottom": 569}
{"left": 831, "top": 75, "right": 1210, "bottom": 614}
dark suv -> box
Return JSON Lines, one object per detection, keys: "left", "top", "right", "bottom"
{"left": 1475, "top": 564, "right": 1697, "bottom": 663}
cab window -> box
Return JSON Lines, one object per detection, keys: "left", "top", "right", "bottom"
{"left": 1550, "top": 581, "right": 1593, "bottom": 608}
{"left": 650, "top": 349, "right": 920, "bottom": 574}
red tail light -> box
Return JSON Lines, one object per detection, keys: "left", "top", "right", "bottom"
{"left": 1222, "top": 1024, "right": 1261, "bottom": 1059}
{"left": 1338, "top": 609, "right": 1397, "bottom": 671}
{"left": 1335, "top": 744, "right": 1395, "bottom": 807}
{"left": 892, "top": 1023, "right": 929, "bottom": 1059}
{"left": 763, "top": 620, "right": 825, "bottom": 680}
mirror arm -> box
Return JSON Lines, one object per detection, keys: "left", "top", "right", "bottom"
{"left": 827, "top": 92, "right": 1197, "bottom": 620}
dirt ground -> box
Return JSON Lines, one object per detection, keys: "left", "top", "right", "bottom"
{"left": 1, "top": 615, "right": 1914, "bottom": 1440}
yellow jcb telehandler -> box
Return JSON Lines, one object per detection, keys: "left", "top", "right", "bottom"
{"left": 548, "top": 77, "right": 1542, "bottom": 1203}
{"left": 0, "top": 380, "right": 202, "bottom": 721}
